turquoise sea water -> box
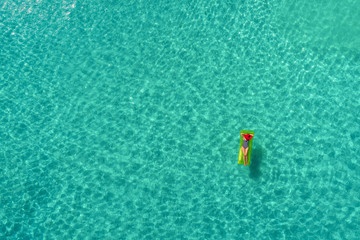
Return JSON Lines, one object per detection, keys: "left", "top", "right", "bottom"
{"left": 1, "top": 0, "right": 360, "bottom": 239}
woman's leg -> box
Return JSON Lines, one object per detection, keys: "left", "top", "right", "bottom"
{"left": 244, "top": 147, "right": 249, "bottom": 164}
{"left": 241, "top": 147, "right": 246, "bottom": 165}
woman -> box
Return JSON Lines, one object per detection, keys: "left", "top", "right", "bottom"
{"left": 240, "top": 133, "right": 254, "bottom": 166}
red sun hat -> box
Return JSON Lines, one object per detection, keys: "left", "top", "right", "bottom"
{"left": 244, "top": 134, "right": 253, "bottom": 141}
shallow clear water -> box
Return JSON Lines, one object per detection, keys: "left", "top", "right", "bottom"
{"left": 1, "top": 0, "right": 360, "bottom": 239}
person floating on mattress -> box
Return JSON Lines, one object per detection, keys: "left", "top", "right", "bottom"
{"left": 240, "top": 133, "right": 254, "bottom": 166}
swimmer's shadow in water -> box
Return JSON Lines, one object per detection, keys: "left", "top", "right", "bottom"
{"left": 249, "top": 146, "right": 264, "bottom": 179}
